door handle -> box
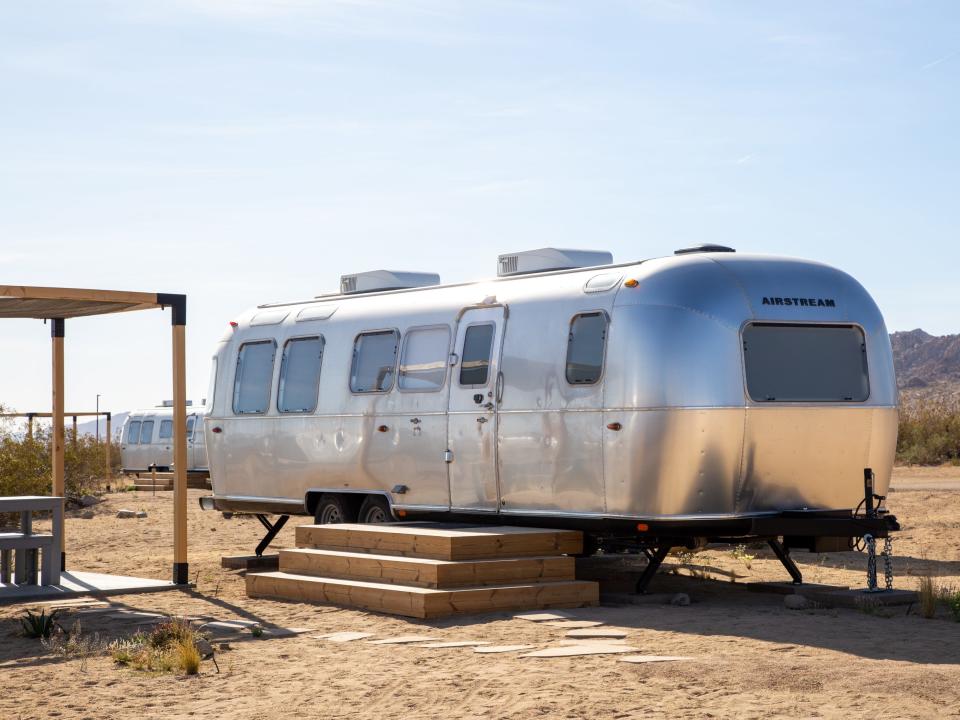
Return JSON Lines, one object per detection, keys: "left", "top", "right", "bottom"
{"left": 476, "top": 417, "right": 488, "bottom": 424}
{"left": 495, "top": 371, "right": 504, "bottom": 403}
{"left": 481, "top": 402, "right": 494, "bottom": 411}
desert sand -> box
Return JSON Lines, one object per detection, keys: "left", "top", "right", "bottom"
{"left": 2, "top": 466, "right": 959, "bottom": 720}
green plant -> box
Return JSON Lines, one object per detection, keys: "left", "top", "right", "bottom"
{"left": 897, "top": 397, "right": 960, "bottom": 465}
{"left": 731, "top": 544, "right": 755, "bottom": 570}
{"left": 251, "top": 624, "right": 264, "bottom": 638}
{"left": 20, "top": 609, "right": 61, "bottom": 639}
{"left": 944, "top": 589, "right": 960, "bottom": 622}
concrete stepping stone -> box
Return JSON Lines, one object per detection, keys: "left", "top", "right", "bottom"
{"left": 514, "top": 611, "right": 572, "bottom": 622}
{"left": 522, "top": 644, "right": 638, "bottom": 658}
{"left": 313, "top": 632, "right": 374, "bottom": 643}
{"left": 367, "top": 635, "right": 438, "bottom": 645}
{"left": 560, "top": 638, "right": 628, "bottom": 646}
{"left": 420, "top": 641, "right": 491, "bottom": 648}
{"left": 474, "top": 644, "right": 536, "bottom": 654}
{"left": 565, "top": 628, "right": 629, "bottom": 639}
{"left": 263, "top": 627, "right": 312, "bottom": 637}
{"left": 543, "top": 620, "right": 604, "bottom": 628}
{"left": 619, "top": 655, "right": 692, "bottom": 664}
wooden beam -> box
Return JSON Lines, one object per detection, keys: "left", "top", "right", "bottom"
{"left": 0, "top": 285, "right": 159, "bottom": 306}
{"left": 172, "top": 321, "right": 189, "bottom": 584}
{"left": 51, "top": 319, "right": 66, "bottom": 569}
{"left": 72, "top": 416, "right": 77, "bottom": 449}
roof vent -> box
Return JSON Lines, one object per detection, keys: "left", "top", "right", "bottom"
{"left": 674, "top": 244, "right": 736, "bottom": 255}
{"left": 497, "top": 248, "right": 613, "bottom": 277}
{"left": 339, "top": 270, "right": 440, "bottom": 295}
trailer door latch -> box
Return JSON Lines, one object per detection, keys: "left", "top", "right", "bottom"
{"left": 444, "top": 449, "right": 454, "bottom": 463}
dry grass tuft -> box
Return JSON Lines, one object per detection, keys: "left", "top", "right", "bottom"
{"left": 918, "top": 576, "right": 938, "bottom": 619}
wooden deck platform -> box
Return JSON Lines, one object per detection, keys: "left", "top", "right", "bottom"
{"left": 248, "top": 523, "right": 598, "bottom": 619}
{"left": 0, "top": 570, "right": 181, "bottom": 604}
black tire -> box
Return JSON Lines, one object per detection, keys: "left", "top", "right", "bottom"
{"left": 357, "top": 495, "right": 393, "bottom": 524}
{"left": 314, "top": 493, "right": 357, "bottom": 525}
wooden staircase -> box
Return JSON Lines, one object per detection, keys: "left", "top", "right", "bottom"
{"left": 246, "top": 523, "right": 599, "bottom": 619}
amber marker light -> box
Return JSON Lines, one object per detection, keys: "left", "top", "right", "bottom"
{"left": 397, "top": 510, "right": 407, "bottom": 518}
{"left": 636, "top": 523, "right": 649, "bottom": 532}
{"left": 624, "top": 279, "right": 639, "bottom": 288}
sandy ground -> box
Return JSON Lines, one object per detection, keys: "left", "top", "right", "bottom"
{"left": 2, "top": 466, "right": 959, "bottom": 720}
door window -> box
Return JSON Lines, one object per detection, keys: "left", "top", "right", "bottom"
{"left": 565, "top": 312, "right": 608, "bottom": 384}
{"left": 459, "top": 323, "right": 494, "bottom": 387}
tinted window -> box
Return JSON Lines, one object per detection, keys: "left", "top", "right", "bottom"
{"left": 399, "top": 326, "right": 450, "bottom": 391}
{"left": 278, "top": 336, "right": 324, "bottom": 412}
{"left": 159, "top": 419, "right": 173, "bottom": 439}
{"left": 126, "top": 421, "right": 141, "bottom": 444}
{"left": 459, "top": 323, "right": 494, "bottom": 386}
{"left": 350, "top": 331, "right": 399, "bottom": 393}
{"left": 566, "top": 312, "right": 608, "bottom": 384}
{"left": 743, "top": 324, "right": 870, "bottom": 402}
{"left": 186, "top": 416, "right": 195, "bottom": 438}
{"left": 139, "top": 420, "right": 154, "bottom": 444}
{"left": 233, "top": 341, "right": 276, "bottom": 414}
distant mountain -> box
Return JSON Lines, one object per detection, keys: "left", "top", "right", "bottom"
{"left": 76, "top": 412, "right": 128, "bottom": 441}
{"left": 890, "top": 329, "right": 960, "bottom": 401}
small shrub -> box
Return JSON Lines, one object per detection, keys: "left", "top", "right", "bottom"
{"left": 43, "top": 620, "right": 105, "bottom": 672}
{"left": 731, "top": 544, "right": 755, "bottom": 570}
{"left": 20, "top": 609, "right": 61, "bottom": 639}
{"left": 918, "top": 576, "right": 938, "bottom": 619}
{"left": 897, "top": 397, "right": 960, "bottom": 465}
{"left": 250, "top": 624, "right": 264, "bottom": 638}
{"left": 108, "top": 618, "right": 206, "bottom": 675}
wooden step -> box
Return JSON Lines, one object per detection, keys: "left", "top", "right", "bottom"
{"left": 295, "top": 523, "right": 582, "bottom": 560}
{"left": 246, "top": 571, "right": 598, "bottom": 619}
{"left": 279, "top": 548, "right": 575, "bottom": 588}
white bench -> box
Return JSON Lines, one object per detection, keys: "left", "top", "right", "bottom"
{"left": 0, "top": 496, "right": 63, "bottom": 586}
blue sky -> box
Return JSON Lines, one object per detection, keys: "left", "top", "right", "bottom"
{"left": 1, "top": 1, "right": 958, "bottom": 417}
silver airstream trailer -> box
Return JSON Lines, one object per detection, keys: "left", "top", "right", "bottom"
{"left": 200, "top": 246, "right": 899, "bottom": 584}
{"left": 121, "top": 403, "right": 209, "bottom": 475}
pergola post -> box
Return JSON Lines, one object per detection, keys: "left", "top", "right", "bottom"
{"left": 72, "top": 416, "right": 78, "bottom": 449}
{"left": 51, "top": 318, "right": 66, "bottom": 570}
{"left": 105, "top": 412, "right": 112, "bottom": 484}
{"left": 161, "top": 294, "right": 189, "bottom": 585}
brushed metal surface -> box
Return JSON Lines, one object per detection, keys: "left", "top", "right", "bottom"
{"left": 205, "top": 252, "right": 899, "bottom": 524}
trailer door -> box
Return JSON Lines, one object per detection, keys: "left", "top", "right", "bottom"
{"left": 447, "top": 306, "right": 506, "bottom": 512}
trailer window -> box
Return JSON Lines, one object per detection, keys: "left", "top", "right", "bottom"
{"left": 139, "top": 420, "right": 154, "bottom": 444}
{"left": 743, "top": 323, "right": 869, "bottom": 402}
{"left": 278, "top": 336, "right": 325, "bottom": 412}
{"left": 186, "top": 416, "right": 195, "bottom": 439}
{"left": 350, "top": 330, "right": 399, "bottom": 393}
{"left": 459, "top": 323, "right": 494, "bottom": 386}
{"left": 233, "top": 340, "right": 276, "bottom": 414}
{"left": 566, "top": 312, "right": 608, "bottom": 384}
{"left": 399, "top": 326, "right": 450, "bottom": 391}
{"left": 125, "top": 421, "right": 141, "bottom": 444}
{"left": 158, "top": 419, "right": 173, "bottom": 440}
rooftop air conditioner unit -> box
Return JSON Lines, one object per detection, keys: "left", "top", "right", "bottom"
{"left": 497, "top": 248, "right": 613, "bottom": 277}
{"left": 339, "top": 270, "right": 441, "bottom": 295}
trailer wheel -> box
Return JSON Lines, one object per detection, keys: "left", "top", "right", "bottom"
{"left": 358, "top": 496, "right": 393, "bottom": 524}
{"left": 314, "top": 494, "right": 356, "bottom": 525}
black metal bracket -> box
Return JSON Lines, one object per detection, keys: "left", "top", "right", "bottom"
{"left": 768, "top": 537, "right": 803, "bottom": 584}
{"left": 254, "top": 514, "right": 289, "bottom": 557}
{"left": 635, "top": 545, "right": 670, "bottom": 594}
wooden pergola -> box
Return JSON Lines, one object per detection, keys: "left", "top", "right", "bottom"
{"left": 0, "top": 285, "right": 189, "bottom": 584}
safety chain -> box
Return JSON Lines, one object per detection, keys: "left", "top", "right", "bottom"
{"left": 883, "top": 535, "right": 894, "bottom": 591}
{"left": 864, "top": 533, "right": 878, "bottom": 591}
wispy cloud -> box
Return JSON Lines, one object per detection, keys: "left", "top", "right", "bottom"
{"left": 921, "top": 50, "right": 959, "bottom": 70}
